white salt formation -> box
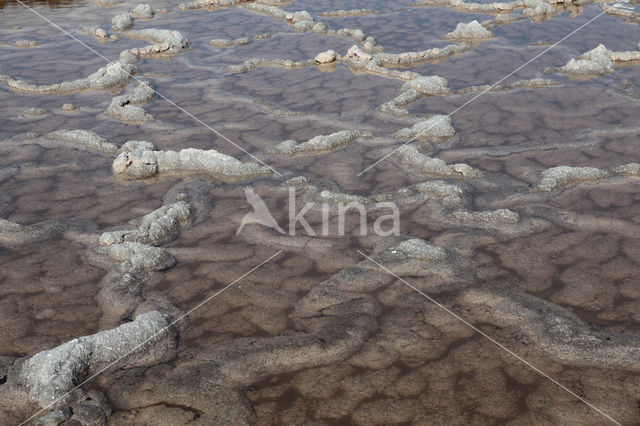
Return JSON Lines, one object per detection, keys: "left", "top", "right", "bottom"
{"left": 17, "top": 311, "right": 177, "bottom": 408}
{"left": 122, "top": 29, "right": 190, "bottom": 56}
{"left": 131, "top": 3, "right": 154, "bottom": 19}
{"left": 560, "top": 44, "right": 640, "bottom": 76}
{"left": 113, "top": 141, "right": 272, "bottom": 181}
{"left": 395, "top": 145, "right": 482, "bottom": 179}
{"left": 444, "top": 20, "right": 493, "bottom": 40}
{"left": 267, "top": 130, "right": 372, "bottom": 155}
{"left": 392, "top": 114, "right": 456, "bottom": 140}
{"left": 536, "top": 163, "right": 640, "bottom": 191}
{"left": 105, "top": 81, "right": 155, "bottom": 123}
{"left": 111, "top": 13, "right": 134, "bottom": 31}
{"left": 314, "top": 49, "right": 337, "bottom": 64}
{"left": 6, "top": 52, "right": 137, "bottom": 94}
{"left": 99, "top": 201, "right": 194, "bottom": 246}
{"left": 381, "top": 75, "right": 450, "bottom": 115}
{"left": 209, "top": 37, "right": 251, "bottom": 47}
{"left": 46, "top": 129, "right": 119, "bottom": 154}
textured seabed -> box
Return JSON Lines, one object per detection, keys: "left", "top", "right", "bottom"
{"left": 0, "top": 0, "right": 640, "bottom": 424}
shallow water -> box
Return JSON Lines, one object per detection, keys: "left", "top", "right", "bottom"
{"left": 1, "top": 0, "right": 640, "bottom": 424}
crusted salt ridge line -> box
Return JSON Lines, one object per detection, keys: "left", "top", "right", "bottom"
{"left": 443, "top": 20, "right": 494, "bottom": 41}
{"left": 82, "top": 26, "right": 115, "bottom": 40}
{"left": 228, "top": 57, "right": 315, "bottom": 73}
{"left": 461, "top": 288, "right": 640, "bottom": 371}
{"left": 381, "top": 75, "right": 451, "bottom": 115}
{"left": 311, "top": 180, "right": 466, "bottom": 210}
{"left": 15, "top": 311, "right": 178, "bottom": 408}
{"left": 0, "top": 218, "right": 92, "bottom": 248}
{"left": 112, "top": 140, "right": 272, "bottom": 181}
{"left": 307, "top": 181, "right": 521, "bottom": 228}
{"left": 241, "top": 3, "right": 382, "bottom": 51}
{"left": 456, "top": 77, "right": 560, "bottom": 94}
{"left": 266, "top": 130, "right": 373, "bottom": 155}
{"left": 105, "top": 81, "right": 155, "bottom": 123}
{"left": 209, "top": 36, "right": 251, "bottom": 47}
{"left": 179, "top": 0, "right": 246, "bottom": 10}
{"left": 370, "top": 43, "right": 471, "bottom": 66}
{"left": 395, "top": 144, "right": 483, "bottom": 180}
{"left": 209, "top": 32, "right": 271, "bottom": 48}
{"left": 559, "top": 43, "right": 640, "bottom": 76}
{"left": 320, "top": 8, "right": 374, "bottom": 17}
{"left": 92, "top": 184, "right": 207, "bottom": 330}
{"left": 391, "top": 114, "right": 456, "bottom": 140}
{"left": 4, "top": 51, "right": 137, "bottom": 94}
{"left": 600, "top": 2, "right": 640, "bottom": 23}
{"left": 0, "top": 40, "right": 40, "bottom": 48}
{"left": 535, "top": 163, "right": 640, "bottom": 192}
{"left": 99, "top": 201, "right": 194, "bottom": 247}
{"left": 45, "top": 129, "right": 119, "bottom": 154}
{"left": 416, "top": 0, "right": 557, "bottom": 17}
{"left": 141, "top": 237, "right": 474, "bottom": 421}
{"left": 344, "top": 44, "right": 470, "bottom": 82}
{"left": 120, "top": 28, "right": 190, "bottom": 56}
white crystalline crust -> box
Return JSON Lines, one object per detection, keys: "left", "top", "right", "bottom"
{"left": 113, "top": 141, "right": 272, "bottom": 180}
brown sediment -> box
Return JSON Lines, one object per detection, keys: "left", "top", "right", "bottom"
{"left": 2, "top": 0, "right": 640, "bottom": 424}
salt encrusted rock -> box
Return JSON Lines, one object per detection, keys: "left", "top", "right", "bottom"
{"left": 105, "top": 81, "right": 155, "bottom": 123}
{"left": 113, "top": 141, "right": 272, "bottom": 181}
{"left": 346, "top": 45, "right": 372, "bottom": 61}
{"left": 46, "top": 129, "right": 119, "bottom": 154}
{"left": 131, "top": 3, "right": 154, "bottom": 19}
{"left": 209, "top": 37, "right": 251, "bottom": 48}
{"left": 62, "top": 103, "right": 75, "bottom": 112}
{"left": 99, "top": 201, "right": 194, "bottom": 246}
{"left": 314, "top": 49, "right": 336, "bottom": 64}
{"left": 392, "top": 115, "right": 456, "bottom": 140}
{"left": 536, "top": 166, "right": 610, "bottom": 191}
{"left": 17, "top": 311, "right": 177, "bottom": 408}
{"left": 111, "top": 13, "right": 134, "bottom": 31}
{"left": 267, "top": 130, "right": 373, "bottom": 155}
{"left": 95, "top": 28, "right": 108, "bottom": 38}
{"left": 396, "top": 145, "right": 482, "bottom": 179}
{"left": 444, "top": 20, "right": 493, "bottom": 40}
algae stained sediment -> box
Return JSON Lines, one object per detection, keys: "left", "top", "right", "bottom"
{"left": 0, "top": 0, "right": 640, "bottom": 424}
